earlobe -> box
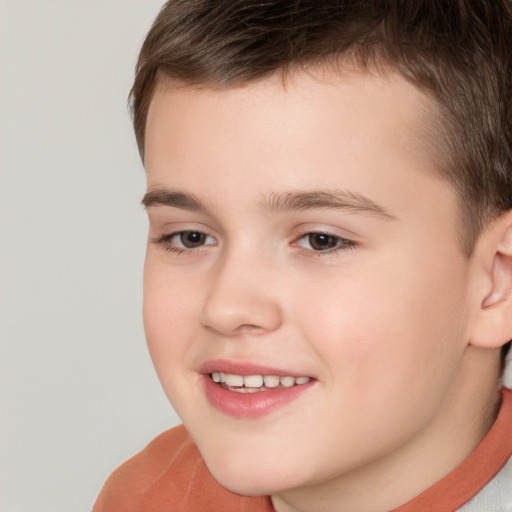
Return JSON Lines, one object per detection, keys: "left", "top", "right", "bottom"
{"left": 470, "top": 212, "right": 512, "bottom": 349}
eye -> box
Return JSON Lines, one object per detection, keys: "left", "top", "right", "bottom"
{"left": 154, "top": 230, "right": 216, "bottom": 253}
{"left": 175, "top": 231, "right": 213, "bottom": 249}
{"left": 296, "top": 232, "right": 355, "bottom": 252}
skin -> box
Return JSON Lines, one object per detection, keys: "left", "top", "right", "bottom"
{"left": 142, "top": 68, "right": 506, "bottom": 512}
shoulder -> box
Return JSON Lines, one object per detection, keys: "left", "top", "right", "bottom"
{"left": 92, "top": 425, "right": 197, "bottom": 512}
{"left": 93, "top": 425, "right": 274, "bottom": 512}
{"left": 392, "top": 387, "right": 512, "bottom": 512}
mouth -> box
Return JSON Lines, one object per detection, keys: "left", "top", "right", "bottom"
{"left": 210, "top": 371, "right": 311, "bottom": 393}
{"left": 201, "top": 362, "right": 315, "bottom": 418}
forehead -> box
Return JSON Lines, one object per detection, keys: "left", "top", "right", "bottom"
{"left": 146, "top": 66, "right": 442, "bottom": 171}
{"left": 144, "top": 67, "right": 450, "bottom": 219}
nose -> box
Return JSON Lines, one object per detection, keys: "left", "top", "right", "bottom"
{"left": 199, "top": 253, "right": 283, "bottom": 336}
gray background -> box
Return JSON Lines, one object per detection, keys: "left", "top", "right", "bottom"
{"left": 1, "top": 2, "right": 511, "bottom": 512}
{"left": 0, "top": 2, "right": 179, "bottom": 511}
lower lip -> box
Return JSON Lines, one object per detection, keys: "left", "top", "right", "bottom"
{"left": 202, "top": 375, "right": 313, "bottom": 419}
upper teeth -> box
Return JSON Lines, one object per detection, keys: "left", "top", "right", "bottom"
{"left": 211, "top": 372, "right": 310, "bottom": 388}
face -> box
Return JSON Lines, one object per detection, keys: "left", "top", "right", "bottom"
{"left": 143, "top": 69, "right": 474, "bottom": 501}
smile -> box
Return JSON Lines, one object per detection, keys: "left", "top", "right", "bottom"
{"left": 202, "top": 363, "right": 315, "bottom": 418}
{"left": 211, "top": 372, "right": 311, "bottom": 392}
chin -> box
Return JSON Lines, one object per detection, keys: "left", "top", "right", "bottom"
{"left": 202, "top": 449, "right": 301, "bottom": 497}
{"left": 211, "top": 469, "right": 288, "bottom": 497}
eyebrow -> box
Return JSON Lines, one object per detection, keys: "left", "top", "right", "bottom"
{"left": 142, "top": 190, "right": 208, "bottom": 213}
{"left": 142, "top": 188, "right": 396, "bottom": 220}
{"left": 264, "top": 190, "right": 396, "bottom": 220}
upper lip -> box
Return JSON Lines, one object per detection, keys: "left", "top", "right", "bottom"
{"left": 199, "top": 359, "right": 312, "bottom": 378}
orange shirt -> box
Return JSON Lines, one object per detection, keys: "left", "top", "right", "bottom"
{"left": 94, "top": 388, "right": 512, "bottom": 512}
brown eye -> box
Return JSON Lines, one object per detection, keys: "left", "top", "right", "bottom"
{"left": 154, "top": 230, "right": 216, "bottom": 254}
{"left": 307, "top": 233, "right": 339, "bottom": 251}
{"left": 179, "top": 231, "right": 207, "bottom": 248}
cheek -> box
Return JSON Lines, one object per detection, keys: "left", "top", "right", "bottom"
{"left": 280, "top": 257, "right": 469, "bottom": 472}
{"left": 142, "top": 259, "right": 200, "bottom": 378}
{"left": 293, "top": 249, "right": 469, "bottom": 403}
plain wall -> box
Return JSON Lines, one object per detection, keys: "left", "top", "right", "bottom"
{"left": 1, "top": 3, "right": 512, "bottom": 512}
{"left": 0, "top": 2, "right": 179, "bottom": 512}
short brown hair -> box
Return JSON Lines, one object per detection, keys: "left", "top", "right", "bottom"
{"left": 130, "top": 0, "right": 512, "bottom": 359}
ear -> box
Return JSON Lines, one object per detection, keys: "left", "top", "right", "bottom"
{"left": 470, "top": 210, "right": 512, "bottom": 349}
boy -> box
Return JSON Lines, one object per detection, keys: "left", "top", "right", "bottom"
{"left": 94, "top": 1, "right": 512, "bottom": 510}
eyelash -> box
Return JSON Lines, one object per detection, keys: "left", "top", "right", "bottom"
{"left": 152, "top": 231, "right": 217, "bottom": 255}
{"left": 293, "top": 232, "right": 356, "bottom": 255}
{"left": 153, "top": 230, "right": 357, "bottom": 256}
